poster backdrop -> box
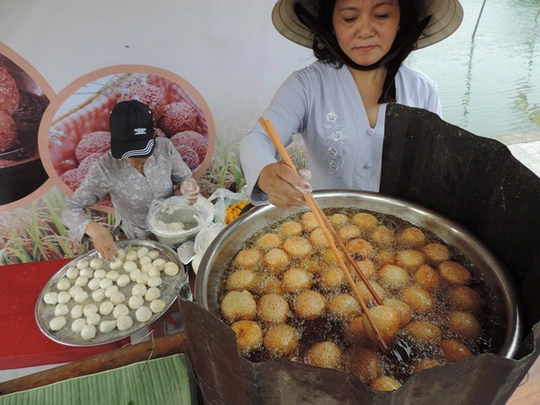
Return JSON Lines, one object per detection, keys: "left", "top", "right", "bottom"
{"left": 0, "top": 0, "right": 314, "bottom": 264}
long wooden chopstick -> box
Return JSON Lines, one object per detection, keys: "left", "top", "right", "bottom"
{"left": 258, "top": 117, "right": 387, "bottom": 350}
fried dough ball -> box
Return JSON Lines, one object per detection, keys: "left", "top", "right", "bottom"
{"left": 255, "top": 233, "right": 283, "bottom": 250}
{"left": 346, "top": 239, "right": 375, "bottom": 259}
{"left": 447, "top": 286, "right": 484, "bottom": 312}
{"left": 299, "top": 258, "right": 327, "bottom": 275}
{"left": 422, "top": 243, "right": 450, "bottom": 264}
{"left": 234, "top": 249, "right": 262, "bottom": 270}
{"left": 378, "top": 265, "right": 410, "bottom": 290}
{"left": 220, "top": 290, "right": 257, "bottom": 321}
{"left": 294, "top": 290, "right": 327, "bottom": 320}
{"left": 282, "top": 268, "right": 313, "bottom": 293}
{"left": 339, "top": 225, "right": 362, "bottom": 242}
{"left": 352, "top": 213, "right": 378, "bottom": 231}
{"left": 397, "top": 227, "right": 426, "bottom": 248}
{"left": 401, "top": 286, "right": 435, "bottom": 313}
{"left": 329, "top": 213, "right": 350, "bottom": 229}
{"left": 309, "top": 228, "right": 330, "bottom": 250}
{"left": 231, "top": 320, "right": 263, "bottom": 354}
{"left": 301, "top": 212, "right": 319, "bottom": 232}
{"left": 321, "top": 249, "right": 346, "bottom": 266}
{"left": 370, "top": 376, "right": 402, "bottom": 391}
{"left": 327, "top": 294, "right": 362, "bottom": 321}
{"left": 449, "top": 311, "right": 482, "bottom": 340}
{"left": 264, "top": 324, "right": 299, "bottom": 357}
{"left": 352, "top": 259, "right": 377, "bottom": 280}
{"left": 405, "top": 321, "right": 442, "bottom": 343}
{"left": 279, "top": 221, "right": 303, "bottom": 238}
{"left": 226, "top": 270, "right": 259, "bottom": 292}
{"left": 344, "top": 316, "right": 370, "bottom": 346}
{"left": 257, "top": 294, "right": 290, "bottom": 324}
{"left": 305, "top": 341, "right": 344, "bottom": 370}
{"left": 283, "top": 236, "right": 313, "bottom": 259}
{"left": 382, "top": 299, "right": 412, "bottom": 327}
{"left": 439, "top": 261, "right": 472, "bottom": 285}
{"left": 375, "top": 250, "right": 396, "bottom": 267}
{"left": 319, "top": 267, "right": 347, "bottom": 291}
{"left": 413, "top": 359, "right": 442, "bottom": 371}
{"left": 355, "top": 280, "right": 387, "bottom": 305}
{"left": 346, "top": 347, "right": 382, "bottom": 384}
{"left": 370, "top": 225, "right": 395, "bottom": 247}
{"left": 395, "top": 249, "right": 425, "bottom": 272}
{"left": 263, "top": 248, "right": 290, "bottom": 274}
{"left": 362, "top": 306, "right": 401, "bottom": 347}
{"left": 257, "top": 275, "right": 283, "bottom": 295}
{"left": 440, "top": 339, "right": 473, "bottom": 362}
{"left": 413, "top": 264, "right": 441, "bottom": 291}
{"left": 0, "top": 68, "right": 20, "bottom": 115}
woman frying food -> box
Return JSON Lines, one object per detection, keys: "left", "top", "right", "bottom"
{"left": 62, "top": 100, "right": 200, "bottom": 261}
{"left": 240, "top": 0, "right": 463, "bottom": 207}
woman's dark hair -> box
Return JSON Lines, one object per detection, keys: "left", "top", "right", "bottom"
{"left": 295, "top": 0, "right": 430, "bottom": 103}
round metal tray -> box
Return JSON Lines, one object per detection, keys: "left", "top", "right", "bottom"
{"left": 35, "top": 240, "right": 187, "bottom": 347}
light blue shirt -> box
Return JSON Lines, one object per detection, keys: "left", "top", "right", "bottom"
{"left": 240, "top": 61, "right": 441, "bottom": 205}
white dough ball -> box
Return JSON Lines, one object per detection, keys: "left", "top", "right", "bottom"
{"left": 117, "top": 315, "right": 133, "bottom": 331}
{"left": 164, "top": 262, "right": 179, "bottom": 276}
{"left": 132, "top": 284, "right": 147, "bottom": 296}
{"left": 71, "top": 305, "right": 83, "bottom": 319}
{"left": 153, "top": 258, "right": 166, "bottom": 271}
{"left": 71, "top": 318, "right": 86, "bottom": 333}
{"left": 139, "top": 255, "right": 152, "bottom": 265}
{"left": 88, "top": 278, "right": 102, "bottom": 291}
{"left": 148, "top": 277, "right": 162, "bottom": 288}
{"left": 136, "top": 273, "right": 150, "bottom": 285}
{"left": 86, "top": 313, "right": 101, "bottom": 326}
{"left": 90, "top": 258, "right": 104, "bottom": 270}
{"left": 106, "top": 271, "right": 120, "bottom": 282}
{"left": 76, "top": 260, "right": 89, "bottom": 270}
{"left": 94, "top": 269, "right": 107, "bottom": 279}
{"left": 57, "top": 291, "right": 71, "bottom": 304}
{"left": 66, "top": 267, "right": 79, "bottom": 279}
{"left": 81, "top": 324, "right": 96, "bottom": 340}
{"left": 123, "top": 261, "right": 138, "bottom": 272}
{"left": 68, "top": 285, "right": 83, "bottom": 298}
{"left": 148, "top": 267, "right": 160, "bottom": 278}
{"left": 116, "top": 249, "right": 126, "bottom": 260}
{"left": 79, "top": 267, "right": 94, "bottom": 278}
{"left": 130, "top": 269, "right": 142, "bottom": 282}
{"left": 74, "top": 291, "right": 89, "bottom": 303}
{"left": 141, "top": 263, "right": 154, "bottom": 273}
{"left": 99, "top": 320, "right": 117, "bottom": 334}
{"left": 145, "top": 287, "right": 161, "bottom": 301}
{"left": 136, "top": 306, "right": 153, "bottom": 323}
{"left": 49, "top": 316, "right": 66, "bottom": 331}
{"left": 126, "top": 250, "right": 138, "bottom": 261}
{"left": 43, "top": 292, "right": 58, "bottom": 305}
{"left": 55, "top": 304, "right": 69, "bottom": 316}
{"left": 99, "top": 278, "right": 113, "bottom": 290}
{"left": 92, "top": 289, "right": 106, "bottom": 302}
{"left": 99, "top": 301, "right": 114, "bottom": 316}
{"left": 75, "top": 276, "right": 89, "bottom": 287}
{"left": 128, "top": 295, "right": 144, "bottom": 310}
{"left": 117, "top": 274, "right": 131, "bottom": 288}
{"left": 109, "top": 258, "right": 123, "bottom": 270}
{"left": 150, "top": 299, "right": 166, "bottom": 313}
{"left": 105, "top": 285, "right": 119, "bottom": 298}
{"left": 113, "top": 304, "right": 130, "bottom": 319}
{"left": 137, "top": 247, "right": 149, "bottom": 259}
{"left": 110, "top": 291, "right": 126, "bottom": 305}
{"left": 57, "top": 278, "right": 71, "bottom": 291}
{"left": 83, "top": 303, "right": 98, "bottom": 317}
{"left": 148, "top": 250, "right": 160, "bottom": 260}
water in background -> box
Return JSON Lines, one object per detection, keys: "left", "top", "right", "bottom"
{"left": 407, "top": 0, "right": 540, "bottom": 138}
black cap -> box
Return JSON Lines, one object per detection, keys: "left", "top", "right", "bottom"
{"left": 110, "top": 100, "right": 155, "bottom": 159}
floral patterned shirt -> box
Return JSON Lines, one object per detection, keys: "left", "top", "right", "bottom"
{"left": 62, "top": 137, "right": 192, "bottom": 241}
{"left": 240, "top": 61, "right": 441, "bottom": 205}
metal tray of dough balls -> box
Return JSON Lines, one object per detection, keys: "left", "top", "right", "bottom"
{"left": 35, "top": 239, "right": 187, "bottom": 347}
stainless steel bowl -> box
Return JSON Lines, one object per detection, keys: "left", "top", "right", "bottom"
{"left": 195, "top": 190, "right": 523, "bottom": 358}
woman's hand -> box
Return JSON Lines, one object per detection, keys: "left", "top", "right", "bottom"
{"left": 85, "top": 222, "right": 117, "bottom": 262}
{"left": 180, "top": 177, "right": 200, "bottom": 206}
{"left": 257, "top": 162, "right": 312, "bottom": 207}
